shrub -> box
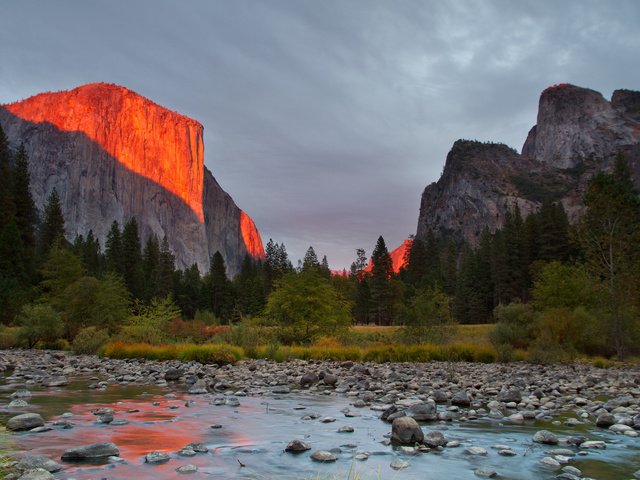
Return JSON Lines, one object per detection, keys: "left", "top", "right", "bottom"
{"left": 176, "top": 344, "right": 243, "bottom": 365}
{"left": 398, "top": 287, "right": 456, "bottom": 345}
{"left": 490, "top": 302, "right": 536, "bottom": 350}
{"left": 100, "top": 341, "right": 243, "bottom": 364}
{"left": 18, "top": 303, "right": 64, "bottom": 348}
{"left": 118, "top": 296, "right": 180, "bottom": 344}
{"left": 72, "top": 326, "right": 110, "bottom": 354}
{"left": 0, "top": 326, "right": 23, "bottom": 349}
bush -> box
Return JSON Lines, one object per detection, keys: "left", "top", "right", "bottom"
{"left": 176, "top": 344, "right": 243, "bottom": 365}
{"left": 118, "top": 297, "right": 180, "bottom": 344}
{"left": 101, "top": 341, "right": 243, "bottom": 365}
{"left": 490, "top": 302, "right": 536, "bottom": 350}
{"left": 0, "top": 326, "right": 23, "bottom": 349}
{"left": 398, "top": 288, "right": 456, "bottom": 345}
{"left": 72, "top": 326, "right": 110, "bottom": 354}
{"left": 18, "top": 303, "right": 64, "bottom": 348}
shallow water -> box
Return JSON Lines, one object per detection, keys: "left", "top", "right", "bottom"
{"left": 1, "top": 377, "right": 638, "bottom": 480}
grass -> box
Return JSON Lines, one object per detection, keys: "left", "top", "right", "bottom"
{"left": 101, "top": 341, "right": 243, "bottom": 364}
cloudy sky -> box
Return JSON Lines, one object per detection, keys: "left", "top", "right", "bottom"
{"left": 2, "top": 1, "right": 639, "bottom": 269}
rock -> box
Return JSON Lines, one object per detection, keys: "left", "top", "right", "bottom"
{"left": 176, "top": 464, "right": 198, "bottom": 474}
{"left": 432, "top": 390, "right": 448, "bottom": 403}
{"left": 390, "top": 459, "right": 409, "bottom": 470}
{"left": 8, "top": 399, "right": 29, "bottom": 407}
{"left": 498, "top": 449, "right": 516, "bottom": 456}
{"left": 561, "top": 466, "right": 582, "bottom": 477}
{"left": 609, "top": 424, "right": 633, "bottom": 433}
{"left": 497, "top": 387, "right": 522, "bottom": 403}
{"left": 320, "top": 417, "right": 336, "bottom": 423}
{"left": 540, "top": 456, "right": 561, "bottom": 469}
{"left": 451, "top": 390, "right": 471, "bottom": 407}
{"left": 188, "top": 379, "right": 208, "bottom": 394}
{"left": 61, "top": 442, "right": 119, "bottom": 461}
{"left": 405, "top": 403, "right": 437, "bottom": 421}
{"left": 164, "top": 368, "right": 183, "bottom": 381}
{"left": 285, "top": 439, "right": 311, "bottom": 453}
{"left": 300, "top": 372, "right": 319, "bottom": 387}
{"left": 580, "top": 440, "right": 606, "bottom": 449}
{"left": 595, "top": 412, "right": 616, "bottom": 427}
{"left": 16, "top": 455, "right": 62, "bottom": 473}
{"left": 178, "top": 448, "right": 196, "bottom": 457}
{"left": 310, "top": 450, "right": 337, "bottom": 462}
{"left": 338, "top": 425, "right": 354, "bottom": 433}
{"left": 323, "top": 374, "right": 338, "bottom": 386}
{"left": 11, "top": 389, "right": 32, "bottom": 399}
{"left": 43, "top": 376, "right": 68, "bottom": 387}
{"left": 633, "top": 470, "right": 640, "bottom": 479}
{"left": 145, "top": 451, "right": 171, "bottom": 464}
{"left": 0, "top": 83, "right": 264, "bottom": 277}
{"left": 532, "top": 430, "right": 558, "bottom": 445}
{"left": 185, "top": 443, "right": 208, "bottom": 453}
{"left": 391, "top": 417, "right": 424, "bottom": 444}
{"left": 7, "top": 413, "right": 45, "bottom": 431}
{"left": 424, "top": 431, "right": 447, "bottom": 448}
{"left": 465, "top": 447, "right": 487, "bottom": 456}
{"left": 17, "top": 469, "right": 54, "bottom": 480}
{"left": 474, "top": 468, "right": 497, "bottom": 478}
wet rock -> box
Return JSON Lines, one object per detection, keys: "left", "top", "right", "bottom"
{"left": 338, "top": 425, "right": 354, "bottom": 433}
{"left": 533, "top": 430, "right": 558, "bottom": 445}
{"left": 595, "top": 412, "right": 615, "bottom": 427}
{"left": 186, "top": 443, "right": 208, "bottom": 453}
{"left": 391, "top": 417, "right": 424, "bottom": 444}
{"left": 145, "top": 451, "right": 171, "bottom": 464}
{"left": 42, "top": 376, "right": 68, "bottom": 387}
{"left": 17, "top": 468, "right": 55, "bottom": 480}
{"left": 61, "top": 442, "right": 119, "bottom": 461}
{"left": 310, "top": 450, "right": 337, "bottom": 462}
{"left": 16, "top": 455, "right": 62, "bottom": 473}
{"left": 465, "top": 446, "right": 487, "bottom": 456}
{"left": 176, "top": 464, "right": 198, "bottom": 474}
{"left": 8, "top": 399, "right": 29, "bottom": 408}
{"left": 285, "top": 439, "right": 311, "bottom": 453}
{"left": 432, "top": 390, "right": 448, "bottom": 403}
{"left": 474, "top": 468, "right": 497, "bottom": 478}
{"left": 300, "top": 372, "right": 319, "bottom": 387}
{"left": 323, "top": 374, "right": 338, "bottom": 386}
{"left": 561, "top": 466, "right": 582, "bottom": 477}
{"left": 390, "top": 459, "right": 409, "bottom": 470}
{"left": 424, "top": 431, "right": 447, "bottom": 448}
{"left": 178, "top": 447, "right": 196, "bottom": 457}
{"left": 580, "top": 440, "right": 606, "bottom": 449}
{"left": 540, "top": 456, "right": 561, "bottom": 469}
{"left": 188, "top": 379, "right": 208, "bottom": 394}
{"left": 7, "top": 413, "right": 45, "bottom": 431}
{"left": 405, "top": 403, "right": 437, "bottom": 421}
{"left": 11, "top": 389, "right": 32, "bottom": 399}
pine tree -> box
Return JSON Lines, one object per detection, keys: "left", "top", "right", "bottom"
{"left": 37, "top": 188, "right": 66, "bottom": 264}
{"left": 423, "top": 230, "right": 442, "bottom": 288}
{"left": 157, "top": 236, "right": 175, "bottom": 298}
{"left": 205, "top": 251, "right": 234, "bottom": 321}
{"left": 302, "top": 246, "right": 319, "bottom": 272}
{"left": 142, "top": 235, "right": 160, "bottom": 302}
{"left": 0, "top": 124, "right": 14, "bottom": 230}
{"left": 319, "top": 255, "right": 331, "bottom": 278}
{"left": 234, "top": 254, "right": 266, "bottom": 316}
{"left": 121, "top": 217, "right": 143, "bottom": 299}
{"left": 369, "top": 236, "right": 395, "bottom": 325}
{"left": 174, "top": 263, "right": 203, "bottom": 318}
{"left": 441, "top": 239, "right": 457, "bottom": 295}
{"left": 405, "top": 237, "right": 427, "bottom": 287}
{"left": 11, "top": 144, "right": 36, "bottom": 277}
{"left": 82, "top": 230, "right": 102, "bottom": 276}
{"left": 105, "top": 221, "right": 124, "bottom": 275}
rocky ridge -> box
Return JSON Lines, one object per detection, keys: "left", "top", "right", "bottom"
{"left": 0, "top": 83, "right": 264, "bottom": 274}
{"left": 417, "top": 84, "right": 640, "bottom": 246}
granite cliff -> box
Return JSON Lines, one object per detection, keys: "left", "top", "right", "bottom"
{"left": 0, "top": 83, "right": 264, "bottom": 275}
{"left": 417, "top": 84, "right": 640, "bottom": 246}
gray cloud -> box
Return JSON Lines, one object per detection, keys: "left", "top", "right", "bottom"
{"left": 2, "top": 0, "right": 639, "bottom": 268}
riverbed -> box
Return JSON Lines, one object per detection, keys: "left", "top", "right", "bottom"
{"left": 1, "top": 350, "right": 639, "bottom": 479}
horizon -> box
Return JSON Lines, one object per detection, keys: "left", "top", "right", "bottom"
{"left": 2, "top": 1, "right": 639, "bottom": 269}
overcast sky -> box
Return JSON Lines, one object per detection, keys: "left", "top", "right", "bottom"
{"left": 2, "top": 1, "right": 639, "bottom": 269}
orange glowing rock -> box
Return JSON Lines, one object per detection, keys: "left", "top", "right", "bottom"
{"left": 364, "top": 238, "right": 412, "bottom": 274}
{"left": 3, "top": 83, "right": 205, "bottom": 221}
{"left": 240, "top": 210, "right": 265, "bottom": 259}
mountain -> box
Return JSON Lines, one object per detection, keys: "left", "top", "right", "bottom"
{"left": 417, "top": 84, "right": 640, "bottom": 246}
{"left": 364, "top": 239, "right": 412, "bottom": 274}
{"left": 0, "top": 83, "right": 264, "bottom": 275}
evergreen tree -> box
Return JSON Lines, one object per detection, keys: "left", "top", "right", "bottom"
{"left": 423, "top": 230, "right": 442, "bottom": 288}
{"left": 302, "top": 246, "right": 319, "bottom": 272}
{"left": 234, "top": 254, "right": 266, "bottom": 316}
{"left": 319, "top": 255, "right": 331, "bottom": 278}
{"left": 105, "top": 221, "right": 124, "bottom": 275}
{"left": 369, "top": 236, "right": 395, "bottom": 325}
{"left": 0, "top": 124, "right": 13, "bottom": 230}
{"left": 174, "top": 263, "right": 203, "bottom": 318}
{"left": 142, "top": 235, "right": 161, "bottom": 302}
{"left": 441, "top": 239, "right": 457, "bottom": 295}
{"left": 11, "top": 144, "right": 36, "bottom": 277}
{"left": 37, "top": 188, "right": 66, "bottom": 263}
{"left": 121, "top": 217, "right": 143, "bottom": 299}
{"left": 82, "top": 230, "right": 102, "bottom": 276}
{"left": 350, "top": 248, "right": 370, "bottom": 324}
{"left": 157, "top": 236, "right": 175, "bottom": 298}
{"left": 405, "top": 237, "right": 427, "bottom": 287}
{"left": 205, "top": 251, "right": 234, "bottom": 321}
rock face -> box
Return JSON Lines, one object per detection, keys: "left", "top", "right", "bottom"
{"left": 417, "top": 84, "right": 640, "bottom": 246}
{"left": 0, "top": 83, "right": 264, "bottom": 275}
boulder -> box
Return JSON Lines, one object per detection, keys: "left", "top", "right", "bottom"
{"left": 61, "top": 442, "right": 119, "bottom": 461}
{"left": 285, "top": 439, "right": 311, "bottom": 453}
{"left": 7, "top": 413, "right": 44, "bottom": 431}
{"left": 391, "top": 417, "right": 424, "bottom": 444}
{"left": 532, "top": 430, "right": 558, "bottom": 445}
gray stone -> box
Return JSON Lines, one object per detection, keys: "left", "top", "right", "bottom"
{"left": 7, "top": 413, "right": 44, "bottom": 431}
{"left": 497, "top": 387, "right": 522, "bottom": 403}
{"left": 533, "top": 430, "right": 558, "bottom": 445}
{"left": 176, "top": 464, "right": 198, "bottom": 474}
{"left": 595, "top": 412, "right": 615, "bottom": 427}
{"left": 390, "top": 459, "right": 409, "bottom": 470}
{"left": 310, "top": 450, "right": 337, "bottom": 462}
{"left": 405, "top": 403, "right": 437, "bottom": 421}
{"left": 391, "top": 417, "right": 424, "bottom": 444}
{"left": 540, "top": 456, "right": 561, "bottom": 469}
{"left": 465, "top": 447, "right": 488, "bottom": 456}
{"left": 164, "top": 368, "right": 183, "bottom": 381}
{"left": 145, "top": 451, "right": 171, "bottom": 464}
{"left": 451, "top": 390, "right": 471, "bottom": 407}
{"left": 16, "top": 455, "right": 62, "bottom": 473}
{"left": 424, "top": 430, "right": 447, "bottom": 448}
{"left": 474, "top": 468, "right": 497, "bottom": 478}
{"left": 17, "top": 469, "right": 54, "bottom": 480}
{"left": 8, "top": 399, "right": 29, "bottom": 408}
{"left": 61, "top": 442, "right": 119, "bottom": 461}
{"left": 285, "top": 439, "right": 311, "bottom": 453}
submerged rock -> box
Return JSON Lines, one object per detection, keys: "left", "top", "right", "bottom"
{"left": 61, "top": 442, "right": 119, "bottom": 461}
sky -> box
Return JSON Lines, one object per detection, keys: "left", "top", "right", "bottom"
{"left": 2, "top": 1, "right": 639, "bottom": 270}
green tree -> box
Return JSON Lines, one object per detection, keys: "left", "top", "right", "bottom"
{"left": 369, "top": 236, "right": 395, "bottom": 325}
{"left": 18, "top": 303, "right": 64, "bottom": 348}
{"left": 263, "top": 270, "right": 350, "bottom": 344}
{"left": 577, "top": 155, "right": 640, "bottom": 357}
{"left": 105, "top": 221, "right": 124, "bottom": 275}
{"left": 174, "top": 264, "right": 203, "bottom": 318}
{"left": 11, "top": 144, "right": 36, "bottom": 277}
{"left": 37, "top": 188, "right": 66, "bottom": 262}
{"left": 302, "top": 246, "right": 319, "bottom": 272}
{"left": 400, "top": 287, "right": 455, "bottom": 344}
{"left": 142, "top": 234, "right": 160, "bottom": 302}
{"left": 204, "top": 251, "right": 234, "bottom": 321}
{"left": 157, "top": 236, "right": 175, "bottom": 298}
{"left": 120, "top": 296, "right": 181, "bottom": 344}
{"left": 121, "top": 217, "right": 143, "bottom": 298}
{"left": 39, "top": 245, "right": 85, "bottom": 309}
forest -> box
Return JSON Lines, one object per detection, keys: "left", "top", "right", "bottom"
{"left": 1, "top": 123, "right": 639, "bottom": 363}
